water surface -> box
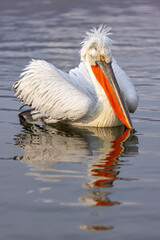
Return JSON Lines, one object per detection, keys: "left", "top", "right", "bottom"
{"left": 0, "top": 0, "right": 160, "bottom": 239}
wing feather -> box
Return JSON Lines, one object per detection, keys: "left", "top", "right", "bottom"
{"left": 112, "top": 58, "right": 139, "bottom": 113}
{"left": 13, "top": 59, "right": 92, "bottom": 122}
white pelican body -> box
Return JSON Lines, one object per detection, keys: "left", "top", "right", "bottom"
{"left": 13, "top": 26, "right": 138, "bottom": 128}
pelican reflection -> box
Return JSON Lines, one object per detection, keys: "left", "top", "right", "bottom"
{"left": 14, "top": 118, "right": 138, "bottom": 230}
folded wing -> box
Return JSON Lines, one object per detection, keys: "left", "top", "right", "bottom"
{"left": 13, "top": 60, "right": 92, "bottom": 123}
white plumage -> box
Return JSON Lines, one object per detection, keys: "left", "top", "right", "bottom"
{"left": 13, "top": 26, "right": 138, "bottom": 127}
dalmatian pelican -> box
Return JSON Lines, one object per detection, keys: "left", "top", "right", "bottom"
{"left": 13, "top": 26, "right": 138, "bottom": 128}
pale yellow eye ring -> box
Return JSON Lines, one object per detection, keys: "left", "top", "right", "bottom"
{"left": 100, "top": 55, "right": 106, "bottom": 61}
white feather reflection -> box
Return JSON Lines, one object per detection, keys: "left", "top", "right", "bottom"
{"left": 14, "top": 117, "right": 138, "bottom": 185}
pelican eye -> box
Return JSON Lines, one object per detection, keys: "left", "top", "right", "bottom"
{"left": 100, "top": 55, "right": 106, "bottom": 61}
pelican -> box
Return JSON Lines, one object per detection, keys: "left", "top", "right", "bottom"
{"left": 13, "top": 26, "right": 138, "bottom": 128}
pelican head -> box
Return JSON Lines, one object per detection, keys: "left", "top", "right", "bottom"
{"left": 80, "top": 26, "right": 112, "bottom": 65}
{"left": 80, "top": 26, "right": 133, "bottom": 129}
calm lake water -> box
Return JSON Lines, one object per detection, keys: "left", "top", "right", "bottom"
{"left": 0, "top": 0, "right": 160, "bottom": 239}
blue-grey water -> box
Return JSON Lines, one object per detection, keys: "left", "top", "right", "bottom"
{"left": 0, "top": 0, "right": 160, "bottom": 239}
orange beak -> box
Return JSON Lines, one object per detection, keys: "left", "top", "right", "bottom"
{"left": 91, "top": 60, "right": 133, "bottom": 129}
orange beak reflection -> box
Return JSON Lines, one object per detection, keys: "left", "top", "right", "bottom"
{"left": 91, "top": 61, "right": 133, "bottom": 129}
{"left": 80, "top": 128, "right": 132, "bottom": 207}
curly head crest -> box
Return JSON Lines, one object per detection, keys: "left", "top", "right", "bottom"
{"left": 80, "top": 25, "right": 113, "bottom": 62}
